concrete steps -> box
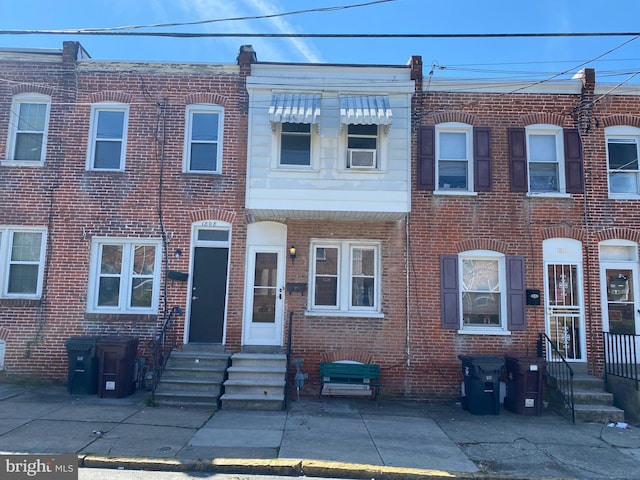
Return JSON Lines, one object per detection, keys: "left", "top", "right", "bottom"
{"left": 220, "top": 353, "right": 287, "bottom": 411}
{"left": 550, "top": 372, "right": 625, "bottom": 423}
{"left": 153, "top": 346, "right": 230, "bottom": 409}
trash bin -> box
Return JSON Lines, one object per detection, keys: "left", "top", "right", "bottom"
{"left": 459, "top": 355, "right": 504, "bottom": 415}
{"left": 66, "top": 336, "right": 100, "bottom": 395}
{"left": 96, "top": 336, "right": 139, "bottom": 398}
{"left": 504, "top": 355, "right": 546, "bottom": 416}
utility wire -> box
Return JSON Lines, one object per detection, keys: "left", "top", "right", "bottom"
{"left": 3, "top": 31, "right": 640, "bottom": 38}
{"left": 41, "top": 0, "right": 396, "bottom": 33}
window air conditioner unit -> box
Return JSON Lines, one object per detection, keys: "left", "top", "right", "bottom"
{"left": 347, "top": 149, "right": 376, "bottom": 169}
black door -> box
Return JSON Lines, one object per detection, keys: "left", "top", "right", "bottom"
{"left": 189, "top": 247, "right": 228, "bottom": 343}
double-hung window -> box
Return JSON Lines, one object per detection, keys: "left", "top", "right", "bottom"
{"left": 310, "top": 240, "right": 380, "bottom": 315}
{"left": 0, "top": 227, "right": 47, "bottom": 299}
{"left": 606, "top": 126, "right": 640, "bottom": 197}
{"left": 87, "top": 103, "right": 129, "bottom": 171}
{"left": 5, "top": 94, "right": 51, "bottom": 165}
{"left": 347, "top": 124, "right": 378, "bottom": 169}
{"left": 280, "top": 123, "right": 311, "bottom": 166}
{"left": 436, "top": 124, "right": 473, "bottom": 190}
{"left": 441, "top": 251, "right": 526, "bottom": 333}
{"left": 88, "top": 239, "right": 162, "bottom": 314}
{"left": 184, "top": 105, "right": 224, "bottom": 173}
{"left": 526, "top": 125, "right": 564, "bottom": 193}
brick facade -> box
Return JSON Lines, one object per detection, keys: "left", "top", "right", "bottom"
{"left": 1, "top": 42, "right": 640, "bottom": 402}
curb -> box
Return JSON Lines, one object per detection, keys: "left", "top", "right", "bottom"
{"left": 80, "top": 455, "right": 576, "bottom": 480}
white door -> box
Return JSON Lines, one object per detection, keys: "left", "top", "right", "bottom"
{"left": 243, "top": 222, "right": 287, "bottom": 346}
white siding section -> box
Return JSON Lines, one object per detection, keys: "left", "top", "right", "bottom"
{"left": 246, "top": 64, "right": 414, "bottom": 220}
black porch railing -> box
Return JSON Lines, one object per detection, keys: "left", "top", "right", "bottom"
{"left": 538, "top": 332, "right": 575, "bottom": 423}
{"left": 149, "top": 305, "right": 183, "bottom": 397}
{"left": 603, "top": 331, "right": 640, "bottom": 391}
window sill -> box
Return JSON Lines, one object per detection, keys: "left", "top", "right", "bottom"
{"left": 86, "top": 312, "right": 158, "bottom": 322}
{"left": 305, "top": 310, "right": 384, "bottom": 319}
{"left": 457, "top": 328, "right": 511, "bottom": 336}
{"left": 525, "top": 192, "right": 570, "bottom": 199}
{"left": 608, "top": 194, "right": 640, "bottom": 200}
{"left": 184, "top": 171, "right": 223, "bottom": 176}
{"left": 433, "top": 190, "right": 478, "bottom": 196}
{"left": 2, "top": 160, "right": 45, "bottom": 168}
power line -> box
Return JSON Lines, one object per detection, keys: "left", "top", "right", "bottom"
{"left": 2, "top": 31, "right": 640, "bottom": 39}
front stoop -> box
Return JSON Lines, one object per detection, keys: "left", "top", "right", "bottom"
{"left": 550, "top": 373, "right": 625, "bottom": 423}
{"left": 153, "top": 347, "right": 231, "bottom": 409}
{"left": 220, "top": 353, "right": 287, "bottom": 411}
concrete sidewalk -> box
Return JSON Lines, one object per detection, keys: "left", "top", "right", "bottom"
{"left": 1, "top": 383, "right": 640, "bottom": 479}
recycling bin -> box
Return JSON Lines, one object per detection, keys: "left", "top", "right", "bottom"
{"left": 504, "top": 355, "right": 546, "bottom": 416}
{"left": 66, "top": 336, "right": 100, "bottom": 395}
{"left": 459, "top": 355, "right": 504, "bottom": 415}
{"left": 96, "top": 336, "right": 139, "bottom": 398}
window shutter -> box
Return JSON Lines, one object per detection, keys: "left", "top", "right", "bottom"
{"left": 506, "top": 255, "right": 526, "bottom": 331}
{"left": 418, "top": 126, "right": 435, "bottom": 190}
{"left": 508, "top": 128, "right": 528, "bottom": 192}
{"left": 473, "top": 127, "right": 492, "bottom": 192}
{"left": 440, "top": 254, "right": 459, "bottom": 329}
{"left": 564, "top": 128, "right": 584, "bottom": 194}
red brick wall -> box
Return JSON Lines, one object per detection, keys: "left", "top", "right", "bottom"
{"left": 0, "top": 47, "right": 249, "bottom": 378}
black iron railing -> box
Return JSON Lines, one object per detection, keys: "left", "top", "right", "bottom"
{"left": 538, "top": 332, "right": 575, "bottom": 423}
{"left": 149, "top": 305, "right": 183, "bottom": 396}
{"left": 603, "top": 331, "right": 640, "bottom": 391}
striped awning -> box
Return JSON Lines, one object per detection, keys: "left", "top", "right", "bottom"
{"left": 339, "top": 95, "right": 392, "bottom": 127}
{"left": 269, "top": 93, "right": 321, "bottom": 126}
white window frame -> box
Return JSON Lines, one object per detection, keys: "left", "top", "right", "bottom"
{"left": 86, "top": 103, "right": 129, "bottom": 171}
{"left": 277, "top": 122, "right": 313, "bottom": 168}
{"left": 435, "top": 122, "right": 473, "bottom": 193}
{"left": 183, "top": 104, "right": 224, "bottom": 174}
{"left": 5, "top": 93, "right": 51, "bottom": 166}
{"left": 526, "top": 124, "right": 565, "bottom": 195}
{"left": 345, "top": 124, "right": 379, "bottom": 170}
{"left": 308, "top": 240, "right": 382, "bottom": 317}
{"left": 605, "top": 126, "right": 640, "bottom": 199}
{"left": 88, "top": 238, "right": 162, "bottom": 314}
{"left": 0, "top": 226, "right": 47, "bottom": 299}
{"left": 459, "top": 250, "right": 507, "bottom": 334}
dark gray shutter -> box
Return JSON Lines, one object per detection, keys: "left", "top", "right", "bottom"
{"left": 440, "top": 254, "right": 459, "bottom": 329}
{"left": 508, "top": 128, "right": 528, "bottom": 192}
{"left": 418, "top": 126, "right": 435, "bottom": 190}
{"left": 564, "top": 128, "right": 584, "bottom": 194}
{"left": 506, "top": 255, "right": 526, "bottom": 331}
{"left": 473, "top": 127, "right": 492, "bottom": 191}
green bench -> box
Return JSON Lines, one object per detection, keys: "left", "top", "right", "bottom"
{"left": 319, "top": 362, "right": 381, "bottom": 400}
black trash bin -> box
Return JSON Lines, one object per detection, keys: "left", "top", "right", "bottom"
{"left": 459, "top": 355, "right": 504, "bottom": 415}
{"left": 96, "top": 336, "right": 139, "bottom": 398}
{"left": 66, "top": 336, "right": 100, "bottom": 395}
{"left": 504, "top": 355, "right": 546, "bottom": 416}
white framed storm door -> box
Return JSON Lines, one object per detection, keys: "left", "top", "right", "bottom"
{"left": 543, "top": 239, "right": 586, "bottom": 362}
{"left": 243, "top": 221, "right": 287, "bottom": 346}
{"left": 599, "top": 241, "right": 640, "bottom": 365}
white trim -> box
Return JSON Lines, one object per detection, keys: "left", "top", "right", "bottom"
{"left": 87, "top": 237, "right": 162, "bottom": 314}
{"left": 4, "top": 93, "right": 51, "bottom": 166}
{"left": 605, "top": 126, "right": 640, "bottom": 198}
{"left": 308, "top": 239, "right": 381, "bottom": 315}
{"left": 183, "top": 104, "right": 224, "bottom": 174}
{"left": 0, "top": 226, "right": 47, "bottom": 299}
{"left": 458, "top": 250, "right": 507, "bottom": 333}
{"left": 86, "top": 103, "right": 129, "bottom": 171}
{"left": 525, "top": 124, "right": 565, "bottom": 194}
{"left": 435, "top": 122, "right": 473, "bottom": 192}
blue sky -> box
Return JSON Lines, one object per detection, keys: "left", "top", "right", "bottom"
{"left": 2, "top": 0, "right": 640, "bottom": 83}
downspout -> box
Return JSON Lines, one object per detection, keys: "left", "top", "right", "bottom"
{"left": 405, "top": 213, "right": 411, "bottom": 367}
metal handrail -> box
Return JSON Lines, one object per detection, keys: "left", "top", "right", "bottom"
{"left": 538, "top": 333, "right": 575, "bottom": 423}
{"left": 149, "top": 305, "right": 183, "bottom": 397}
{"left": 603, "top": 331, "right": 639, "bottom": 390}
{"left": 283, "top": 311, "right": 294, "bottom": 410}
